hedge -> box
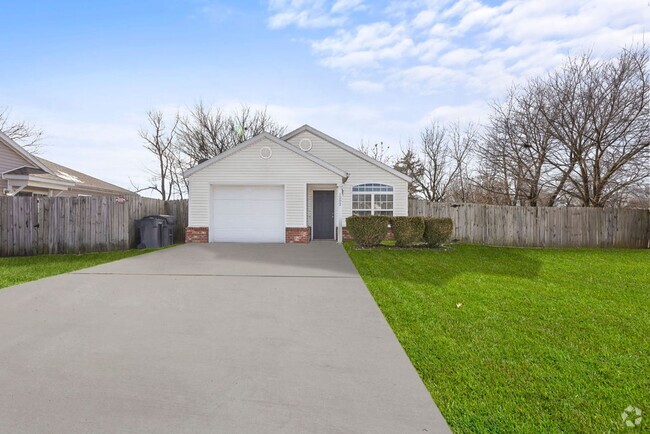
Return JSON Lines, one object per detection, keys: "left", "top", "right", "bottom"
{"left": 390, "top": 217, "right": 425, "bottom": 246}
{"left": 346, "top": 215, "right": 389, "bottom": 247}
{"left": 423, "top": 218, "right": 453, "bottom": 247}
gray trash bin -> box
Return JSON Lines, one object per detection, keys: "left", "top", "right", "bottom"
{"left": 136, "top": 215, "right": 176, "bottom": 249}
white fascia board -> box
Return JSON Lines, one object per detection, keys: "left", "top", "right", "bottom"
{"left": 4, "top": 174, "right": 75, "bottom": 188}
{"left": 282, "top": 125, "right": 413, "bottom": 183}
{"left": 183, "top": 132, "right": 348, "bottom": 180}
{"left": 0, "top": 131, "right": 51, "bottom": 173}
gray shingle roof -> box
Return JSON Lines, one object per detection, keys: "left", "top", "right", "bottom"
{"left": 36, "top": 157, "right": 133, "bottom": 195}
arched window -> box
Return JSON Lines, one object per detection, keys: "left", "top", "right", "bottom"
{"left": 352, "top": 183, "right": 394, "bottom": 216}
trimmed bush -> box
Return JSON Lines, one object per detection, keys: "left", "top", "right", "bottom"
{"left": 390, "top": 217, "right": 425, "bottom": 246}
{"left": 346, "top": 215, "right": 389, "bottom": 247}
{"left": 423, "top": 218, "right": 453, "bottom": 247}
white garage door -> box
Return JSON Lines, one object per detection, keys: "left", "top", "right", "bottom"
{"left": 210, "top": 185, "right": 285, "bottom": 243}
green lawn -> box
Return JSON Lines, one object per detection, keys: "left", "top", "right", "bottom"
{"left": 0, "top": 249, "right": 155, "bottom": 290}
{"left": 345, "top": 243, "right": 649, "bottom": 433}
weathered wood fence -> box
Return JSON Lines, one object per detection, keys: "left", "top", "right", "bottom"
{"left": 0, "top": 196, "right": 189, "bottom": 256}
{"left": 409, "top": 200, "right": 649, "bottom": 249}
{"left": 163, "top": 199, "right": 188, "bottom": 245}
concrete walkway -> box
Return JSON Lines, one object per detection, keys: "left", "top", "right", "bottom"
{"left": 0, "top": 243, "right": 450, "bottom": 433}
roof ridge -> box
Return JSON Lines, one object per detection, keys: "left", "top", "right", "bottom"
{"left": 183, "top": 132, "right": 348, "bottom": 179}
{"left": 281, "top": 125, "right": 412, "bottom": 183}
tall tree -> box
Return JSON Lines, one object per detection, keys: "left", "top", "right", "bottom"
{"left": 479, "top": 45, "right": 649, "bottom": 207}
{"left": 540, "top": 46, "right": 649, "bottom": 207}
{"left": 478, "top": 85, "right": 560, "bottom": 206}
{"left": 139, "top": 110, "right": 181, "bottom": 200}
{"left": 395, "top": 122, "right": 476, "bottom": 202}
{"left": 176, "top": 103, "right": 286, "bottom": 165}
{"left": 140, "top": 104, "right": 286, "bottom": 199}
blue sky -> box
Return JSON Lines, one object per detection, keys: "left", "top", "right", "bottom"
{"left": 0, "top": 0, "right": 646, "bottom": 193}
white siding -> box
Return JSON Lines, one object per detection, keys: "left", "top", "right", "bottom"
{"left": 286, "top": 131, "right": 409, "bottom": 222}
{"left": 187, "top": 137, "right": 341, "bottom": 227}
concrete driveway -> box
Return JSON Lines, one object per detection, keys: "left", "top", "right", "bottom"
{"left": 0, "top": 242, "right": 450, "bottom": 433}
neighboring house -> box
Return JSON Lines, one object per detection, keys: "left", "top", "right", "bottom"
{"left": 0, "top": 131, "right": 132, "bottom": 197}
{"left": 183, "top": 124, "right": 411, "bottom": 243}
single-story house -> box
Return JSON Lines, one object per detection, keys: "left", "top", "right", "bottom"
{"left": 183, "top": 124, "right": 411, "bottom": 243}
{"left": 1, "top": 131, "right": 132, "bottom": 197}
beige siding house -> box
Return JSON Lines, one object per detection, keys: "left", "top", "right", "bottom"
{"left": 1, "top": 131, "right": 132, "bottom": 197}
{"left": 184, "top": 125, "right": 411, "bottom": 243}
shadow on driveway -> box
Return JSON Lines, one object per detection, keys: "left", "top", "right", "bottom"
{"left": 75, "top": 242, "right": 360, "bottom": 278}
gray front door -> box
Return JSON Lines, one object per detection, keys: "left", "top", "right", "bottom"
{"left": 313, "top": 190, "right": 335, "bottom": 240}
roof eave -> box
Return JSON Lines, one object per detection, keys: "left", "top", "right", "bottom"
{"left": 282, "top": 125, "right": 413, "bottom": 183}
{"left": 183, "top": 132, "right": 348, "bottom": 180}
{"left": 0, "top": 131, "right": 52, "bottom": 173}
{"left": 3, "top": 174, "right": 76, "bottom": 189}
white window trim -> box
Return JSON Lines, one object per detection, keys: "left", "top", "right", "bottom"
{"left": 352, "top": 183, "right": 394, "bottom": 216}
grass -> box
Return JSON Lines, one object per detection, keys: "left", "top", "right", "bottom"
{"left": 345, "top": 243, "right": 649, "bottom": 433}
{"left": 0, "top": 249, "right": 155, "bottom": 290}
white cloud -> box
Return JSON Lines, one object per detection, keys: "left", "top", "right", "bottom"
{"left": 412, "top": 9, "right": 437, "bottom": 28}
{"left": 266, "top": 0, "right": 363, "bottom": 29}
{"left": 331, "top": 0, "right": 364, "bottom": 13}
{"left": 268, "top": 10, "right": 345, "bottom": 29}
{"left": 269, "top": 0, "right": 645, "bottom": 108}
{"left": 348, "top": 80, "right": 385, "bottom": 93}
{"left": 313, "top": 22, "right": 414, "bottom": 69}
{"left": 388, "top": 65, "right": 467, "bottom": 95}
{"left": 413, "top": 38, "right": 449, "bottom": 62}
{"left": 438, "top": 48, "right": 482, "bottom": 66}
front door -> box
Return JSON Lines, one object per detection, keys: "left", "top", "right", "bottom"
{"left": 313, "top": 190, "right": 335, "bottom": 240}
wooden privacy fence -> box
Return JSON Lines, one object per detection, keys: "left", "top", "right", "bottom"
{"left": 0, "top": 196, "right": 189, "bottom": 256}
{"left": 409, "top": 200, "right": 650, "bottom": 249}
{"left": 163, "top": 199, "right": 188, "bottom": 245}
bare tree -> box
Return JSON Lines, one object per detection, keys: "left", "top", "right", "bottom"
{"left": 540, "top": 46, "right": 649, "bottom": 207}
{"left": 176, "top": 103, "right": 286, "bottom": 165}
{"left": 358, "top": 140, "right": 393, "bottom": 165}
{"left": 478, "top": 84, "right": 561, "bottom": 206}
{"left": 446, "top": 122, "right": 478, "bottom": 202}
{"left": 0, "top": 108, "right": 43, "bottom": 153}
{"left": 139, "top": 110, "right": 181, "bottom": 200}
{"left": 140, "top": 103, "right": 286, "bottom": 199}
{"left": 395, "top": 122, "right": 476, "bottom": 202}
{"left": 479, "top": 45, "right": 649, "bottom": 207}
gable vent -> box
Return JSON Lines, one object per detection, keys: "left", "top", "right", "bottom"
{"left": 260, "top": 146, "right": 272, "bottom": 159}
{"left": 299, "top": 138, "right": 313, "bottom": 151}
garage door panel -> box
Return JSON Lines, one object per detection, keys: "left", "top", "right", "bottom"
{"left": 211, "top": 186, "right": 285, "bottom": 243}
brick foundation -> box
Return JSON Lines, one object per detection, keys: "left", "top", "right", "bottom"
{"left": 342, "top": 227, "right": 394, "bottom": 242}
{"left": 185, "top": 227, "right": 209, "bottom": 243}
{"left": 286, "top": 227, "right": 311, "bottom": 243}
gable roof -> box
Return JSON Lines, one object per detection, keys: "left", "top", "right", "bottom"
{"left": 282, "top": 125, "right": 412, "bottom": 183}
{"left": 0, "top": 130, "right": 50, "bottom": 172}
{"left": 0, "top": 131, "right": 132, "bottom": 195}
{"left": 183, "top": 132, "right": 349, "bottom": 179}
{"left": 37, "top": 157, "right": 133, "bottom": 195}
